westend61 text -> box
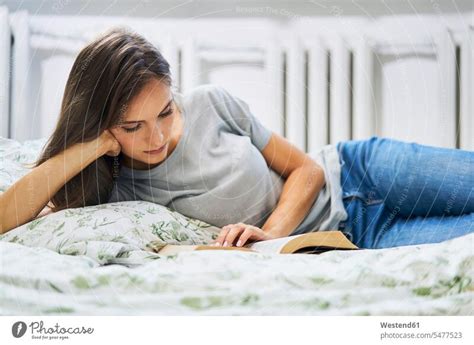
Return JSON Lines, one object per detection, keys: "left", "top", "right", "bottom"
{"left": 380, "top": 322, "right": 420, "bottom": 328}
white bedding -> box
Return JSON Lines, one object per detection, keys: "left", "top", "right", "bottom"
{"left": 1, "top": 233, "right": 472, "bottom": 315}
{"left": 0, "top": 136, "right": 472, "bottom": 315}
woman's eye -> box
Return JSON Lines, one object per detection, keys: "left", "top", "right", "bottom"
{"left": 122, "top": 107, "right": 173, "bottom": 133}
{"left": 123, "top": 125, "right": 141, "bottom": 133}
{"left": 159, "top": 107, "right": 173, "bottom": 117}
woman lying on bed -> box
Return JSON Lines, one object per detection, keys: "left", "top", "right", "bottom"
{"left": 1, "top": 28, "right": 472, "bottom": 249}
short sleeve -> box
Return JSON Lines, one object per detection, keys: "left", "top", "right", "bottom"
{"left": 207, "top": 85, "right": 272, "bottom": 151}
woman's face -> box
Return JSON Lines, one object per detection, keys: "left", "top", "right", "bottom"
{"left": 109, "top": 79, "right": 178, "bottom": 169}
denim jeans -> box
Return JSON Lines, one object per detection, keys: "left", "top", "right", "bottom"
{"left": 335, "top": 136, "right": 474, "bottom": 249}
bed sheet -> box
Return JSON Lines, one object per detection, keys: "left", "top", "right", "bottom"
{"left": 1, "top": 233, "right": 472, "bottom": 315}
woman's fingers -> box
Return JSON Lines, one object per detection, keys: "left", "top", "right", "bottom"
{"left": 101, "top": 129, "right": 122, "bottom": 157}
{"left": 236, "top": 228, "right": 255, "bottom": 247}
{"left": 223, "top": 226, "right": 245, "bottom": 246}
{"left": 213, "top": 227, "right": 230, "bottom": 246}
{"left": 211, "top": 224, "right": 271, "bottom": 247}
{"left": 213, "top": 224, "right": 245, "bottom": 246}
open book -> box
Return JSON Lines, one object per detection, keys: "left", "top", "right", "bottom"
{"left": 154, "top": 230, "right": 358, "bottom": 255}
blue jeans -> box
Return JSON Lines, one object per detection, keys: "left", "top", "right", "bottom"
{"left": 335, "top": 136, "right": 474, "bottom": 249}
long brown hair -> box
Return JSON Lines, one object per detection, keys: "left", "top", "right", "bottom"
{"left": 31, "top": 27, "right": 173, "bottom": 212}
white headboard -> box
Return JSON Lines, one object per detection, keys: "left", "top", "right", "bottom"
{"left": 3, "top": 8, "right": 473, "bottom": 152}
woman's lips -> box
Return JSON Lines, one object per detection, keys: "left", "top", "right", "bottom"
{"left": 144, "top": 143, "right": 167, "bottom": 154}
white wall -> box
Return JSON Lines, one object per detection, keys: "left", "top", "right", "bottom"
{"left": 0, "top": 6, "right": 9, "bottom": 138}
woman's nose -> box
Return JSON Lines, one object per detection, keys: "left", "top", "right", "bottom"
{"left": 148, "top": 127, "right": 165, "bottom": 144}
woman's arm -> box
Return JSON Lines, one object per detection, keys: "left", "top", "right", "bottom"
{"left": 214, "top": 162, "right": 325, "bottom": 246}
{"left": 259, "top": 132, "right": 326, "bottom": 238}
{"left": 261, "top": 162, "right": 325, "bottom": 238}
{"left": 213, "top": 132, "right": 326, "bottom": 247}
{"left": 0, "top": 132, "right": 116, "bottom": 235}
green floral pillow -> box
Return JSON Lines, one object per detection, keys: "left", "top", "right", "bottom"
{"left": 0, "top": 200, "right": 221, "bottom": 265}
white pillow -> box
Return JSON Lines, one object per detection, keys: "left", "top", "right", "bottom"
{"left": 0, "top": 200, "right": 221, "bottom": 265}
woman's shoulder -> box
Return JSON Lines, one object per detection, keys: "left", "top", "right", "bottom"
{"left": 176, "top": 84, "right": 234, "bottom": 126}
{"left": 182, "top": 83, "right": 230, "bottom": 107}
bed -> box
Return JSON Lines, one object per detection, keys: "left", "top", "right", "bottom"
{"left": 0, "top": 136, "right": 472, "bottom": 315}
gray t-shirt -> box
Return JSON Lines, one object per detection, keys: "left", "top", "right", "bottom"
{"left": 108, "top": 84, "right": 347, "bottom": 235}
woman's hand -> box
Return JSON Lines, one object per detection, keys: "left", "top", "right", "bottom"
{"left": 98, "top": 129, "right": 121, "bottom": 157}
{"left": 211, "top": 222, "right": 278, "bottom": 247}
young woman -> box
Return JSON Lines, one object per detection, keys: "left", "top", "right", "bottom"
{"left": 1, "top": 28, "right": 472, "bottom": 250}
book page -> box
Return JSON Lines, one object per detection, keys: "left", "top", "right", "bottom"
{"left": 247, "top": 234, "right": 304, "bottom": 254}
